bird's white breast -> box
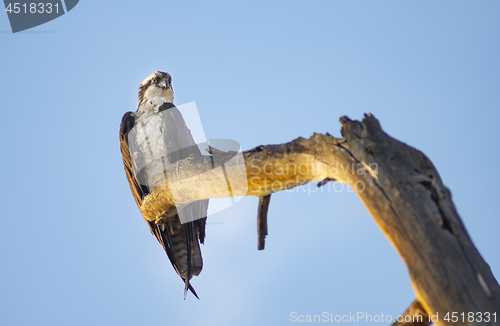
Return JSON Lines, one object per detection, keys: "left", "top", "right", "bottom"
{"left": 133, "top": 98, "right": 171, "bottom": 189}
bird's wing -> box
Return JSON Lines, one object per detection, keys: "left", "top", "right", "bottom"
{"left": 120, "top": 104, "right": 208, "bottom": 298}
{"left": 120, "top": 112, "right": 148, "bottom": 208}
{"left": 156, "top": 103, "right": 209, "bottom": 297}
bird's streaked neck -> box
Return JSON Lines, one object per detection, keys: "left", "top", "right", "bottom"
{"left": 138, "top": 88, "right": 174, "bottom": 115}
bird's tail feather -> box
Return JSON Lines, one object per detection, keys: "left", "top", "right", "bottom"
{"left": 150, "top": 207, "right": 206, "bottom": 298}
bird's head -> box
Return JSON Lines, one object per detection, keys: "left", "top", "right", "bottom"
{"left": 138, "top": 71, "right": 174, "bottom": 106}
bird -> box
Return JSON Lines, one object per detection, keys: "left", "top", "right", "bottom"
{"left": 119, "top": 71, "right": 208, "bottom": 299}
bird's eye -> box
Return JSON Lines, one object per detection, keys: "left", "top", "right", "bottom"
{"left": 152, "top": 77, "right": 159, "bottom": 83}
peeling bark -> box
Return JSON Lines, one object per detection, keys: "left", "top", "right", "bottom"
{"left": 140, "top": 114, "right": 500, "bottom": 325}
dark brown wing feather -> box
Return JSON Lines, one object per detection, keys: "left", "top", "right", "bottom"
{"left": 120, "top": 112, "right": 148, "bottom": 207}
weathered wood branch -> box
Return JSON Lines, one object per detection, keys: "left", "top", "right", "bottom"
{"left": 141, "top": 114, "right": 500, "bottom": 325}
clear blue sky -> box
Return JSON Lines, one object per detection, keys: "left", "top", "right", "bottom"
{"left": 1, "top": 1, "right": 499, "bottom": 325}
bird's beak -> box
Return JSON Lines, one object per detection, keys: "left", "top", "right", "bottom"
{"left": 158, "top": 78, "right": 169, "bottom": 89}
